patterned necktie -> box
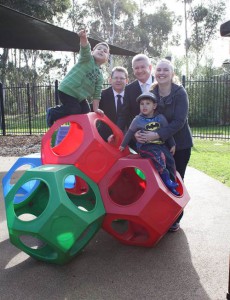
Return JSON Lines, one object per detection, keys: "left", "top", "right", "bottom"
{"left": 117, "top": 94, "right": 122, "bottom": 114}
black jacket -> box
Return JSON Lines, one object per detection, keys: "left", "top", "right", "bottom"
{"left": 117, "top": 77, "right": 154, "bottom": 130}
{"left": 153, "top": 83, "right": 193, "bottom": 151}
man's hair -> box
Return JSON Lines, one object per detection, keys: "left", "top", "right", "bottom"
{"left": 111, "top": 66, "right": 128, "bottom": 78}
{"left": 93, "top": 42, "right": 110, "bottom": 51}
{"left": 132, "top": 54, "right": 151, "bottom": 67}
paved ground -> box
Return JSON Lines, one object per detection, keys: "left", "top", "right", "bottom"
{"left": 0, "top": 156, "right": 230, "bottom": 300}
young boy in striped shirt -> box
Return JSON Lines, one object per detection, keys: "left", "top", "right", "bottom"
{"left": 46, "top": 29, "right": 110, "bottom": 127}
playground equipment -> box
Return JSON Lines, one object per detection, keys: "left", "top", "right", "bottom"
{"left": 41, "top": 113, "right": 130, "bottom": 182}
{"left": 2, "top": 113, "right": 190, "bottom": 264}
{"left": 2, "top": 151, "right": 75, "bottom": 203}
{"left": 5, "top": 164, "right": 105, "bottom": 264}
{"left": 99, "top": 155, "right": 187, "bottom": 247}
{"left": 2, "top": 153, "right": 41, "bottom": 204}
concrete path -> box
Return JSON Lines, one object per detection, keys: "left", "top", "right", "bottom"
{"left": 0, "top": 156, "right": 230, "bottom": 300}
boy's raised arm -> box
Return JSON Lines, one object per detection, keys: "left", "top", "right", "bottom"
{"left": 78, "top": 29, "right": 88, "bottom": 47}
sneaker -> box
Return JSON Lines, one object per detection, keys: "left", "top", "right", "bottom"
{"left": 168, "top": 222, "right": 180, "bottom": 232}
{"left": 46, "top": 108, "right": 53, "bottom": 127}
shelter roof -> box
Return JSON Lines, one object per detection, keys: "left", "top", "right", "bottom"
{"left": 0, "top": 4, "right": 137, "bottom": 56}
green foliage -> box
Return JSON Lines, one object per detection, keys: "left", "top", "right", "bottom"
{"left": 138, "top": 4, "right": 175, "bottom": 56}
{"left": 187, "top": 1, "right": 226, "bottom": 65}
{"left": 84, "top": 0, "right": 176, "bottom": 59}
{"left": 0, "top": 0, "right": 71, "bottom": 22}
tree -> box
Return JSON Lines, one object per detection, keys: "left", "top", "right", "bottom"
{"left": 136, "top": 4, "right": 178, "bottom": 57}
{"left": 187, "top": 1, "right": 226, "bottom": 69}
{"left": 78, "top": 0, "right": 178, "bottom": 77}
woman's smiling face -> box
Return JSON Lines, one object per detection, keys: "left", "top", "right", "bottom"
{"left": 155, "top": 61, "right": 174, "bottom": 84}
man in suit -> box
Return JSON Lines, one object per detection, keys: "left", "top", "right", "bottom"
{"left": 98, "top": 66, "right": 128, "bottom": 140}
{"left": 117, "top": 54, "right": 154, "bottom": 149}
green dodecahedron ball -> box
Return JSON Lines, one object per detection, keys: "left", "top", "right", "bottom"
{"left": 5, "top": 164, "right": 105, "bottom": 265}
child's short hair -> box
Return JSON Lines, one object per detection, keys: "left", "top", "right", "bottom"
{"left": 93, "top": 42, "right": 110, "bottom": 51}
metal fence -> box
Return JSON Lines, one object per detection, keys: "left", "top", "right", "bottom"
{"left": 0, "top": 77, "right": 230, "bottom": 140}
{"left": 183, "top": 75, "right": 230, "bottom": 140}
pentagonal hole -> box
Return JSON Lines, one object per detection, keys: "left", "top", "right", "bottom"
{"left": 96, "top": 119, "right": 113, "bottom": 142}
{"left": 65, "top": 178, "right": 96, "bottom": 212}
{"left": 108, "top": 167, "right": 146, "bottom": 205}
{"left": 64, "top": 175, "right": 89, "bottom": 195}
{"left": 111, "top": 219, "right": 149, "bottom": 242}
{"left": 51, "top": 123, "right": 70, "bottom": 147}
{"left": 95, "top": 119, "right": 121, "bottom": 148}
{"left": 12, "top": 177, "right": 40, "bottom": 204}
{"left": 19, "top": 235, "right": 46, "bottom": 249}
{"left": 14, "top": 180, "right": 49, "bottom": 221}
{"left": 128, "top": 220, "right": 149, "bottom": 242}
{"left": 51, "top": 122, "right": 84, "bottom": 156}
{"left": 111, "top": 219, "right": 129, "bottom": 234}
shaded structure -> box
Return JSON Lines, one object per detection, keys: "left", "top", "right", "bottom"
{"left": 0, "top": 4, "right": 137, "bottom": 56}
{"left": 220, "top": 20, "right": 230, "bottom": 37}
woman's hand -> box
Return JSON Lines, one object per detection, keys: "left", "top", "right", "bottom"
{"left": 134, "top": 130, "right": 159, "bottom": 143}
{"left": 134, "top": 130, "right": 146, "bottom": 143}
{"left": 170, "top": 145, "right": 176, "bottom": 155}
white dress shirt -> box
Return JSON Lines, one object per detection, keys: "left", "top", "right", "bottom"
{"left": 138, "top": 76, "right": 153, "bottom": 93}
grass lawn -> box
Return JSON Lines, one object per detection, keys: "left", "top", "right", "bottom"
{"left": 188, "top": 139, "right": 230, "bottom": 187}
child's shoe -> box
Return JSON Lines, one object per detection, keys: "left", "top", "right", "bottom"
{"left": 168, "top": 222, "right": 180, "bottom": 232}
{"left": 160, "top": 173, "right": 179, "bottom": 195}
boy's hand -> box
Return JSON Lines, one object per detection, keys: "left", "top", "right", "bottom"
{"left": 78, "top": 29, "right": 88, "bottom": 47}
{"left": 119, "top": 146, "right": 124, "bottom": 151}
{"left": 95, "top": 108, "right": 104, "bottom": 115}
{"left": 107, "top": 134, "right": 115, "bottom": 144}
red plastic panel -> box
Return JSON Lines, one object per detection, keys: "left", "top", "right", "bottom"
{"left": 41, "top": 113, "right": 130, "bottom": 183}
{"left": 99, "top": 155, "right": 190, "bottom": 247}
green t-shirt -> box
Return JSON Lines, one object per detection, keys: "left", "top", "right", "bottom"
{"left": 58, "top": 43, "right": 103, "bottom": 102}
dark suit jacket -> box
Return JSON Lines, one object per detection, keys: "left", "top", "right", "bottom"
{"left": 98, "top": 86, "right": 123, "bottom": 140}
{"left": 99, "top": 86, "right": 118, "bottom": 124}
{"left": 117, "top": 77, "right": 154, "bottom": 131}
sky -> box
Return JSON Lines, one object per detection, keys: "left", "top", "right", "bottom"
{"left": 153, "top": 0, "right": 230, "bottom": 68}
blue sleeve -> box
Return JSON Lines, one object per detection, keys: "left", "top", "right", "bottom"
{"left": 120, "top": 117, "right": 140, "bottom": 147}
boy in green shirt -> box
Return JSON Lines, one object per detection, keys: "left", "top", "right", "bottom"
{"left": 47, "top": 29, "right": 110, "bottom": 127}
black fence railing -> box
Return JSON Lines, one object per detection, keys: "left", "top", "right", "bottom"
{"left": 0, "top": 77, "right": 230, "bottom": 140}
{"left": 184, "top": 75, "right": 230, "bottom": 140}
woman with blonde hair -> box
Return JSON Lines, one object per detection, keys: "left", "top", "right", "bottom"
{"left": 135, "top": 58, "right": 193, "bottom": 232}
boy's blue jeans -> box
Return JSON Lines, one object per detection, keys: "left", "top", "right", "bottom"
{"left": 138, "top": 143, "right": 177, "bottom": 181}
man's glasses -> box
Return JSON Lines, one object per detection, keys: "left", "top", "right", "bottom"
{"left": 111, "top": 77, "right": 127, "bottom": 81}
